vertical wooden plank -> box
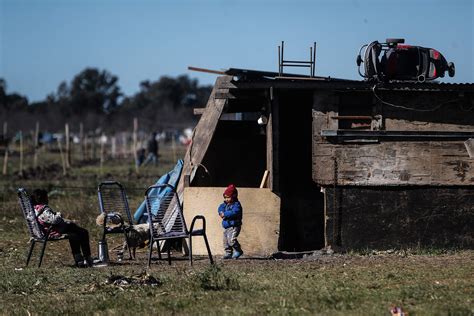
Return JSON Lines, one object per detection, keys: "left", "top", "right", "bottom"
{"left": 84, "top": 135, "right": 89, "bottom": 161}
{"left": 122, "top": 133, "right": 127, "bottom": 158}
{"left": 65, "top": 123, "right": 70, "bottom": 168}
{"left": 323, "top": 188, "right": 328, "bottom": 247}
{"left": 19, "top": 131, "right": 23, "bottom": 176}
{"left": 259, "top": 170, "right": 269, "bottom": 188}
{"left": 90, "top": 133, "right": 95, "bottom": 160}
{"left": 271, "top": 92, "right": 280, "bottom": 193}
{"left": 79, "top": 122, "right": 84, "bottom": 161}
{"left": 111, "top": 134, "right": 116, "bottom": 159}
{"left": 2, "top": 122, "right": 8, "bottom": 175}
{"left": 266, "top": 90, "right": 273, "bottom": 190}
{"left": 133, "top": 118, "right": 138, "bottom": 173}
{"left": 100, "top": 132, "right": 105, "bottom": 175}
{"left": 171, "top": 134, "right": 177, "bottom": 163}
{"left": 33, "top": 121, "right": 39, "bottom": 168}
{"left": 57, "top": 137, "right": 67, "bottom": 176}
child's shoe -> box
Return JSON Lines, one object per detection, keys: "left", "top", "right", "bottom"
{"left": 232, "top": 250, "right": 243, "bottom": 259}
{"left": 223, "top": 253, "right": 233, "bottom": 259}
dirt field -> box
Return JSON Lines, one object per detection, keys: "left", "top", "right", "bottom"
{"left": 0, "top": 149, "right": 473, "bottom": 315}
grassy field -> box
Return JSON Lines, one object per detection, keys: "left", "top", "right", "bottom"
{"left": 0, "top": 147, "right": 473, "bottom": 315}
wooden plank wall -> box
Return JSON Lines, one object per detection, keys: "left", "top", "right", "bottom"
{"left": 324, "top": 186, "right": 474, "bottom": 249}
{"left": 312, "top": 91, "right": 474, "bottom": 186}
{"left": 314, "top": 141, "right": 473, "bottom": 186}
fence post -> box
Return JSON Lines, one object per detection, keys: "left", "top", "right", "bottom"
{"left": 111, "top": 134, "right": 116, "bottom": 159}
{"left": 33, "top": 121, "right": 39, "bottom": 168}
{"left": 91, "top": 132, "right": 96, "bottom": 160}
{"left": 19, "top": 131, "right": 23, "bottom": 176}
{"left": 100, "top": 132, "right": 105, "bottom": 175}
{"left": 171, "top": 134, "right": 177, "bottom": 163}
{"left": 65, "top": 123, "right": 71, "bottom": 168}
{"left": 79, "top": 122, "right": 84, "bottom": 161}
{"left": 83, "top": 134, "right": 88, "bottom": 160}
{"left": 2, "top": 122, "right": 8, "bottom": 175}
{"left": 57, "top": 136, "right": 67, "bottom": 176}
{"left": 133, "top": 118, "right": 138, "bottom": 173}
{"left": 122, "top": 133, "right": 127, "bottom": 158}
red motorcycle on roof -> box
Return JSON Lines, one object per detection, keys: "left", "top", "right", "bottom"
{"left": 356, "top": 38, "right": 455, "bottom": 83}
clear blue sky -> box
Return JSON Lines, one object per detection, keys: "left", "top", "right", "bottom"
{"left": 1, "top": 0, "right": 473, "bottom": 102}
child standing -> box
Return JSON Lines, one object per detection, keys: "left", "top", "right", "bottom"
{"left": 218, "top": 184, "right": 243, "bottom": 259}
{"left": 31, "top": 189, "right": 94, "bottom": 268}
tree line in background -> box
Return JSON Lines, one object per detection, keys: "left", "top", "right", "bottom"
{"left": 0, "top": 67, "right": 213, "bottom": 133}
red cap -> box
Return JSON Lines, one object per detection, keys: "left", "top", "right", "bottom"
{"left": 223, "top": 184, "right": 238, "bottom": 199}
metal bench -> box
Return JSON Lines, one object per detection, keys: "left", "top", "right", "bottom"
{"left": 145, "top": 184, "right": 213, "bottom": 267}
{"left": 18, "top": 188, "right": 69, "bottom": 267}
{"left": 97, "top": 181, "right": 134, "bottom": 259}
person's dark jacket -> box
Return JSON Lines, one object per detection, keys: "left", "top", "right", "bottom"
{"left": 147, "top": 137, "right": 158, "bottom": 155}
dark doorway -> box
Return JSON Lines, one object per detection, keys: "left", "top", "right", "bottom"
{"left": 277, "top": 90, "right": 325, "bottom": 251}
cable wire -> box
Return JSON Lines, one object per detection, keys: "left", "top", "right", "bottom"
{"left": 372, "top": 84, "right": 460, "bottom": 112}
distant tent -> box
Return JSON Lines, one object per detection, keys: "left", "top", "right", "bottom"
{"left": 133, "top": 159, "right": 184, "bottom": 223}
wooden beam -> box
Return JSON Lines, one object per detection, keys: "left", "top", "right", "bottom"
{"left": 330, "top": 116, "right": 373, "bottom": 120}
{"left": 260, "top": 170, "right": 269, "bottom": 188}
{"left": 321, "top": 130, "right": 474, "bottom": 140}
{"left": 214, "top": 92, "right": 236, "bottom": 100}
{"left": 270, "top": 93, "right": 280, "bottom": 193}
{"left": 174, "top": 76, "right": 233, "bottom": 208}
{"left": 188, "top": 66, "right": 226, "bottom": 75}
{"left": 193, "top": 108, "right": 206, "bottom": 115}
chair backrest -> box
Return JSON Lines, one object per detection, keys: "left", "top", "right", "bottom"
{"left": 145, "top": 184, "right": 188, "bottom": 239}
{"left": 97, "top": 181, "right": 133, "bottom": 225}
{"left": 18, "top": 188, "right": 44, "bottom": 240}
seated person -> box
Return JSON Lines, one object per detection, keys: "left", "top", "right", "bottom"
{"left": 31, "top": 189, "right": 93, "bottom": 268}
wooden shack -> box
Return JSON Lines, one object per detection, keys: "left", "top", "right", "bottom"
{"left": 181, "top": 70, "right": 474, "bottom": 253}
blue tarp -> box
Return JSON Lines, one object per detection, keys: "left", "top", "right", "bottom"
{"left": 133, "top": 159, "right": 184, "bottom": 223}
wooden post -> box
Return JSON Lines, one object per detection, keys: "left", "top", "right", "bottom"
{"left": 19, "top": 131, "right": 24, "bottom": 176}
{"left": 33, "top": 121, "right": 39, "bottom": 168}
{"left": 266, "top": 98, "right": 273, "bottom": 190}
{"left": 184, "top": 175, "right": 190, "bottom": 187}
{"left": 100, "top": 132, "right": 105, "bottom": 175}
{"left": 133, "top": 118, "right": 138, "bottom": 173}
{"left": 2, "top": 122, "right": 8, "bottom": 175}
{"left": 83, "top": 134, "right": 88, "bottom": 160}
{"left": 91, "top": 132, "right": 96, "bottom": 160}
{"left": 79, "top": 122, "right": 84, "bottom": 161}
{"left": 270, "top": 93, "right": 280, "bottom": 193}
{"left": 57, "top": 136, "right": 67, "bottom": 176}
{"left": 65, "top": 123, "right": 70, "bottom": 168}
{"left": 171, "top": 134, "right": 176, "bottom": 163}
{"left": 111, "top": 134, "right": 116, "bottom": 159}
{"left": 260, "top": 170, "right": 269, "bottom": 188}
{"left": 122, "top": 133, "right": 127, "bottom": 158}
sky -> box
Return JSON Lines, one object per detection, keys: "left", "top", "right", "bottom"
{"left": 0, "top": 0, "right": 473, "bottom": 103}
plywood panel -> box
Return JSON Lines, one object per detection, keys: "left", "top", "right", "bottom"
{"left": 183, "top": 187, "right": 280, "bottom": 257}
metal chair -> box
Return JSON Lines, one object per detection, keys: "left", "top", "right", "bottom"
{"left": 18, "top": 188, "right": 69, "bottom": 267}
{"left": 97, "top": 181, "right": 133, "bottom": 259}
{"left": 145, "top": 184, "right": 213, "bottom": 267}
